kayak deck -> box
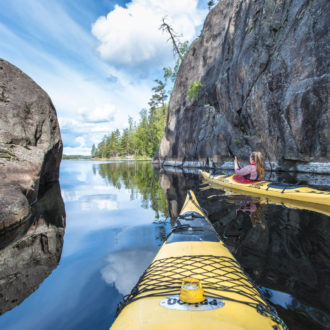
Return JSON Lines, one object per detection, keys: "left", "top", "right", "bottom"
{"left": 111, "top": 191, "right": 287, "bottom": 329}
{"left": 112, "top": 242, "right": 285, "bottom": 329}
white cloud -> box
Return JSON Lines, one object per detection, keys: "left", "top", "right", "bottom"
{"left": 92, "top": 0, "right": 206, "bottom": 67}
{"left": 101, "top": 249, "right": 156, "bottom": 295}
{"left": 50, "top": 64, "right": 152, "bottom": 155}
{"left": 0, "top": 2, "right": 153, "bottom": 156}
{"left": 63, "top": 146, "right": 93, "bottom": 155}
{"left": 81, "top": 199, "right": 117, "bottom": 211}
{"left": 78, "top": 104, "right": 116, "bottom": 123}
{"left": 0, "top": 0, "right": 207, "bottom": 155}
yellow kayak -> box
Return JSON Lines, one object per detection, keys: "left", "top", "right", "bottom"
{"left": 111, "top": 191, "right": 287, "bottom": 330}
{"left": 200, "top": 173, "right": 330, "bottom": 217}
{"left": 200, "top": 170, "right": 330, "bottom": 208}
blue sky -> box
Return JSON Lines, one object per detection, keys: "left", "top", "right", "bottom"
{"left": 0, "top": 0, "right": 208, "bottom": 155}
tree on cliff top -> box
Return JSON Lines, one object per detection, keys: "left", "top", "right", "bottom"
{"left": 160, "top": 18, "right": 189, "bottom": 84}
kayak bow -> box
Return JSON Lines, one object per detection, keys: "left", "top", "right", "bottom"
{"left": 111, "top": 191, "right": 287, "bottom": 330}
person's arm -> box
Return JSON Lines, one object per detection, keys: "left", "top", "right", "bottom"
{"left": 234, "top": 156, "right": 240, "bottom": 170}
{"left": 235, "top": 164, "right": 253, "bottom": 176}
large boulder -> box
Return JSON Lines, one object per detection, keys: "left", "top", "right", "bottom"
{"left": 0, "top": 59, "right": 62, "bottom": 229}
{"left": 157, "top": 0, "right": 329, "bottom": 173}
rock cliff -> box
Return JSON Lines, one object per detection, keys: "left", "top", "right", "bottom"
{"left": 0, "top": 59, "right": 63, "bottom": 229}
{"left": 157, "top": 0, "right": 329, "bottom": 173}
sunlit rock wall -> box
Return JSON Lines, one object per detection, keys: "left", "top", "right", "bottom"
{"left": 0, "top": 59, "right": 63, "bottom": 229}
{"left": 157, "top": 0, "right": 329, "bottom": 173}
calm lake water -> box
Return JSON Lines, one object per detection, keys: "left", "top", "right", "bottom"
{"left": 0, "top": 160, "right": 329, "bottom": 330}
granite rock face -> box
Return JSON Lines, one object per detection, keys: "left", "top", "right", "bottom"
{"left": 0, "top": 59, "right": 63, "bottom": 229}
{"left": 157, "top": 0, "right": 329, "bottom": 173}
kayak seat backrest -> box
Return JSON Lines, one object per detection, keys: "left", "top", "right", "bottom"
{"left": 232, "top": 174, "right": 262, "bottom": 184}
{"left": 167, "top": 212, "right": 220, "bottom": 243}
{"left": 177, "top": 212, "right": 211, "bottom": 229}
{"left": 267, "top": 182, "right": 303, "bottom": 190}
{"left": 166, "top": 230, "right": 220, "bottom": 243}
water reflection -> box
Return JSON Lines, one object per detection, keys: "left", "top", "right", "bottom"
{"left": 235, "top": 202, "right": 266, "bottom": 228}
{"left": 156, "top": 167, "right": 199, "bottom": 223}
{"left": 261, "top": 288, "right": 330, "bottom": 329}
{"left": 101, "top": 249, "right": 156, "bottom": 295}
{"left": 0, "top": 161, "right": 328, "bottom": 330}
{"left": 0, "top": 161, "right": 172, "bottom": 330}
{"left": 158, "top": 166, "right": 330, "bottom": 330}
{"left": 0, "top": 182, "right": 65, "bottom": 315}
{"left": 97, "top": 161, "right": 168, "bottom": 219}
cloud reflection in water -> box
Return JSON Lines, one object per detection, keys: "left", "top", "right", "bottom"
{"left": 79, "top": 194, "right": 118, "bottom": 211}
{"left": 101, "top": 249, "right": 155, "bottom": 295}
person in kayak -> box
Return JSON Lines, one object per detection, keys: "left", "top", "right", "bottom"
{"left": 234, "top": 151, "right": 265, "bottom": 181}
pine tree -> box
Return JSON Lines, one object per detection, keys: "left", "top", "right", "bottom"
{"left": 91, "top": 144, "right": 96, "bottom": 158}
{"left": 149, "top": 79, "right": 168, "bottom": 127}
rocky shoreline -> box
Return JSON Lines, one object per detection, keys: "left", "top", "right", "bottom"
{"left": 153, "top": 159, "right": 330, "bottom": 175}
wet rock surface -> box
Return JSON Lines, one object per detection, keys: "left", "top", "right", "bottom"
{"left": 0, "top": 59, "right": 62, "bottom": 229}
{"left": 157, "top": 0, "right": 329, "bottom": 173}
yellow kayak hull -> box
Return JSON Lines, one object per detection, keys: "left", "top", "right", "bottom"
{"left": 200, "top": 170, "right": 330, "bottom": 209}
{"left": 111, "top": 191, "right": 285, "bottom": 329}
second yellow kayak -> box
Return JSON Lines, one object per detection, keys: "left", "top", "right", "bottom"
{"left": 200, "top": 170, "right": 330, "bottom": 208}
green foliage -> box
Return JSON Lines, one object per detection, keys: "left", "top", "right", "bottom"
{"left": 92, "top": 79, "right": 168, "bottom": 159}
{"left": 240, "top": 125, "right": 249, "bottom": 136}
{"left": 234, "top": 138, "right": 242, "bottom": 145}
{"left": 208, "top": 1, "right": 215, "bottom": 9}
{"left": 91, "top": 144, "right": 96, "bottom": 157}
{"left": 208, "top": 0, "right": 220, "bottom": 10}
{"left": 163, "top": 40, "right": 189, "bottom": 84}
{"left": 92, "top": 21, "right": 191, "bottom": 159}
{"left": 187, "top": 80, "right": 203, "bottom": 101}
{"left": 62, "top": 154, "right": 90, "bottom": 160}
{"left": 97, "top": 161, "right": 169, "bottom": 220}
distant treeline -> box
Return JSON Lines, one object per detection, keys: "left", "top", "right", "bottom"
{"left": 92, "top": 80, "right": 168, "bottom": 159}
{"left": 62, "top": 154, "right": 91, "bottom": 160}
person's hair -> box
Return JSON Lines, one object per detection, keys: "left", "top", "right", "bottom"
{"left": 251, "top": 151, "right": 265, "bottom": 180}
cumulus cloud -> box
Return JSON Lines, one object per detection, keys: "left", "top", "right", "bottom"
{"left": 1, "top": 0, "right": 207, "bottom": 155}
{"left": 59, "top": 118, "right": 112, "bottom": 135}
{"left": 92, "top": 0, "right": 206, "bottom": 67}
{"left": 79, "top": 104, "right": 116, "bottom": 123}
{"left": 56, "top": 71, "right": 151, "bottom": 155}
{"left": 59, "top": 117, "right": 113, "bottom": 155}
